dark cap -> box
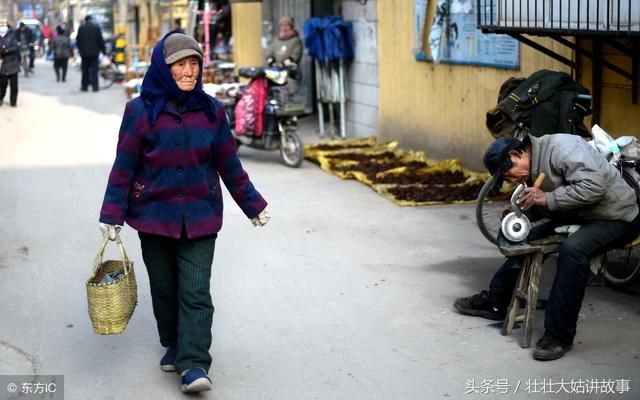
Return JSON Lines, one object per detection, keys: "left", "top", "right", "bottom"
{"left": 483, "top": 137, "right": 524, "bottom": 191}
{"left": 163, "top": 32, "right": 203, "bottom": 64}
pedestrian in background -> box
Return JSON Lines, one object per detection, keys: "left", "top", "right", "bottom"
{"left": 76, "top": 15, "right": 105, "bottom": 92}
{"left": 99, "top": 31, "right": 271, "bottom": 393}
{"left": 17, "top": 22, "right": 34, "bottom": 74}
{"left": 51, "top": 26, "right": 71, "bottom": 82}
{"left": 0, "top": 21, "right": 20, "bottom": 107}
{"left": 266, "top": 16, "right": 303, "bottom": 67}
{"left": 265, "top": 16, "right": 303, "bottom": 91}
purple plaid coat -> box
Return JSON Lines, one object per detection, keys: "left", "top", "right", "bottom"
{"left": 99, "top": 97, "right": 268, "bottom": 239}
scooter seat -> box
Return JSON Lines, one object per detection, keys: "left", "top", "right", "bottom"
{"left": 238, "top": 67, "right": 264, "bottom": 79}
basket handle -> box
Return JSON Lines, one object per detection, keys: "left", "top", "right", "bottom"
{"left": 92, "top": 231, "right": 132, "bottom": 276}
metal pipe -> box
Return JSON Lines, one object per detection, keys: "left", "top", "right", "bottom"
{"left": 592, "top": 39, "right": 602, "bottom": 124}
{"left": 314, "top": 59, "right": 325, "bottom": 137}
{"left": 339, "top": 58, "right": 346, "bottom": 139}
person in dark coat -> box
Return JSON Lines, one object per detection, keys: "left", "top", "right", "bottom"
{"left": 76, "top": 15, "right": 105, "bottom": 92}
{"left": 51, "top": 25, "right": 71, "bottom": 82}
{"left": 0, "top": 21, "right": 20, "bottom": 107}
{"left": 16, "top": 22, "right": 34, "bottom": 73}
{"left": 99, "top": 31, "right": 270, "bottom": 393}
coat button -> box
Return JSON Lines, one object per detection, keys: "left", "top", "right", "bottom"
{"left": 176, "top": 118, "right": 181, "bottom": 123}
{"left": 177, "top": 167, "right": 184, "bottom": 173}
{"left": 178, "top": 192, "right": 184, "bottom": 198}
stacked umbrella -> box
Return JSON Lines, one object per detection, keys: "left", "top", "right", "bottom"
{"left": 303, "top": 16, "right": 354, "bottom": 138}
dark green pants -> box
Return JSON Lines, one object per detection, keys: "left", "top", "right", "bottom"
{"left": 138, "top": 231, "right": 217, "bottom": 374}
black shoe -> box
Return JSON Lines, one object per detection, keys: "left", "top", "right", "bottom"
{"left": 10, "top": 103, "right": 16, "bottom": 107}
{"left": 453, "top": 291, "right": 505, "bottom": 321}
{"left": 80, "top": 88, "right": 88, "bottom": 92}
{"left": 533, "top": 332, "right": 572, "bottom": 361}
{"left": 0, "top": 99, "right": 3, "bottom": 106}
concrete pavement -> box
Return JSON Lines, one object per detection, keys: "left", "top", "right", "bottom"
{"left": 0, "top": 59, "right": 639, "bottom": 400}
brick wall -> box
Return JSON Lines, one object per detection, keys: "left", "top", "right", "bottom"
{"left": 335, "top": 0, "right": 379, "bottom": 138}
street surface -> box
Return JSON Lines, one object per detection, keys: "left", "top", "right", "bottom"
{"left": 0, "top": 60, "right": 639, "bottom": 399}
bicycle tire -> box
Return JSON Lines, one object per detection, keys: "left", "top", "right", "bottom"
{"left": 602, "top": 169, "right": 640, "bottom": 287}
{"left": 99, "top": 64, "right": 117, "bottom": 89}
{"left": 475, "top": 176, "right": 505, "bottom": 246}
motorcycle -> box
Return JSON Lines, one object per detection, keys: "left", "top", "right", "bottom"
{"left": 223, "top": 64, "right": 305, "bottom": 168}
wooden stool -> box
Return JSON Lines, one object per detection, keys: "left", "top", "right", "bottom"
{"left": 499, "top": 236, "right": 565, "bottom": 348}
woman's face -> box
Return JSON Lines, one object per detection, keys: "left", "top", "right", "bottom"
{"left": 279, "top": 22, "right": 292, "bottom": 35}
{"left": 170, "top": 56, "right": 200, "bottom": 91}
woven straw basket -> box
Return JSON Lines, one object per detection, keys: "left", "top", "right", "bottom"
{"left": 86, "top": 232, "right": 138, "bottom": 335}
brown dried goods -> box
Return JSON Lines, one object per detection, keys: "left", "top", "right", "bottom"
{"left": 333, "top": 160, "right": 429, "bottom": 177}
{"left": 373, "top": 170, "right": 466, "bottom": 185}
{"left": 388, "top": 183, "right": 485, "bottom": 202}
{"left": 311, "top": 143, "right": 373, "bottom": 151}
{"left": 325, "top": 152, "right": 397, "bottom": 161}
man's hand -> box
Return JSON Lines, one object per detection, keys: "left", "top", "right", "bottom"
{"left": 99, "top": 223, "right": 122, "bottom": 240}
{"left": 283, "top": 58, "right": 292, "bottom": 66}
{"left": 251, "top": 209, "right": 271, "bottom": 227}
{"left": 267, "top": 57, "right": 275, "bottom": 66}
{"left": 516, "top": 186, "right": 547, "bottom": 211}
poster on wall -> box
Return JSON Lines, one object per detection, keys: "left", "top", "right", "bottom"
{"left": 413, "top": 0, "right": 429, "bottom": 61}
{"left": 414, "top": 0, "right": 520, "bottom": 69}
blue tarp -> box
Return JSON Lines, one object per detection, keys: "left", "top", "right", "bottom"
{"left": 303, "top": 16, "right": 354, "bottom": 64}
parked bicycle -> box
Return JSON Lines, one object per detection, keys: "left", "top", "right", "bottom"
{"left": 98, "top": 55, "right": 119, "bottom": 89}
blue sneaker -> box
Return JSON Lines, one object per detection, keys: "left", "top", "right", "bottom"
{"left": 159, "top": 346, "right": 177, "bottom": 372}
{"left": 180, "top": 368, "right": 212, "bottom": 393}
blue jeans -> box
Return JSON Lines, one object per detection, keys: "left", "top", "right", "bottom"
{"left": 489, "top": 213, "right": 640, "bottom": 344}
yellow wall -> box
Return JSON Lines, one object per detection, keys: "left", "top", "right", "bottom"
{"left": 378, "top": 1, "right": 640, "bottom": 170}
{"left": 578, "top": 40, "right": 640, "bottom": 136}
{"left": 231, "top": 1, "right": 263, "bottom": 70}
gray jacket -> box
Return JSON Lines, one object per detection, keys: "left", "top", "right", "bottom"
{"left": 529, "top": 134, "right": 638, "bottom": 222}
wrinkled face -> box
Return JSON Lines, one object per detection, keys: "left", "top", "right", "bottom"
{"left": 170, "top": 56, "right": 199, "bottom": 91}
{"left": 279, "top": 22, "right": 292, "bottom": 35}
{"left": 503, "top": 150, "right": 531, "bottom": 185}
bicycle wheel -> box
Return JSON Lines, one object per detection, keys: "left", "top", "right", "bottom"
{"left": 99, "top": 63, "right": 117, "bottom": 89}
{"left": 475, "top": 176, "right": 509, "bottom": 246}
{"left": 602, "top": 169, "right": 640, "bottom": 287}
{"left": 602, "top": 246, "right": 640, "bottom": 288}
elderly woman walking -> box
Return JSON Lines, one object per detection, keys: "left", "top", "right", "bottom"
{"left": 99, "top": 31, "right": 270, "bottom": 393}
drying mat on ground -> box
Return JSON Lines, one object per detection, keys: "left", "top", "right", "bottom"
{"left": 317, "top": 150, "right": 430, "bottom": 186}
{"left": 373, "top": 182, "right": 486, "bottom": 206}
{"left": 304, "top": 137, "right": 396, "bottom": 164}
{"left": 305, "top": 137, "right": 499, "bottom": 205}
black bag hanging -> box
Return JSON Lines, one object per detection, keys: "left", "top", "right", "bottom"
{"left": 486, "top": 69, "right": 592, "bottom": 138}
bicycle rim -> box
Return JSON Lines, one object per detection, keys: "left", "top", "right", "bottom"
{"left": 475, "top": 177, "right": 508, "bottom": 246}
{"left": 603, "top": 247, "right": 640, "bottom": 287}
{"left": 603, "top": 170, "right": 640, "bottom": 287}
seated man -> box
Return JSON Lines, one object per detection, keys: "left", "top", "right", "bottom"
{"left": 455, "top": 134, "right": 640, "bottom": 361}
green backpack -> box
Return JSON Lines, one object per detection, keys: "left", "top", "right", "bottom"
{"left": 486, "top": 69, "right": 592, "bottom": 138}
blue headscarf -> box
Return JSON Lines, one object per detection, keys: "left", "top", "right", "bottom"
{"left": 141, "top": 30, "right": 217, "bottom": 125}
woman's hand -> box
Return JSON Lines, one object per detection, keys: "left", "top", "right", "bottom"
{"left": 251, "top": 209, "right": 271, "bottom": 227}
{"left": 516, "top": 187, "right": 547, "bottom": 211}
{"left": 99, "top": 223, "right": 122, "bottom": 240}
